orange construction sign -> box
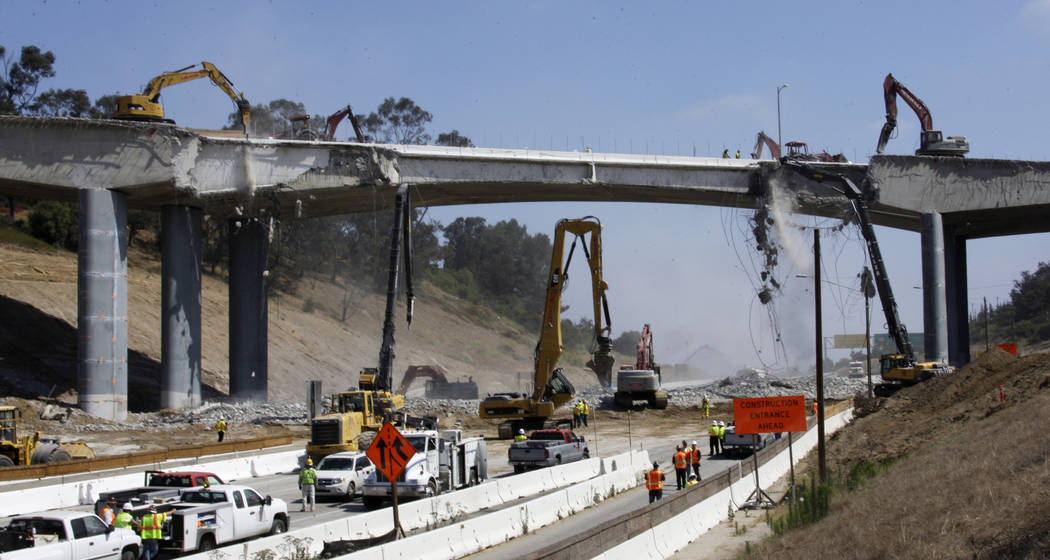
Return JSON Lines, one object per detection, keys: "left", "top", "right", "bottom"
{"left": 367, "top": 422, "right": 417, "bottom": 482}
{"left": 996, "top": 343, "right": 1018, "bottom": 355}
{"left": 733, "top": 396, "right": 807, "bottom": 434}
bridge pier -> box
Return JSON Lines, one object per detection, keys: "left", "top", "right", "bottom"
{"left": 944, "top": 226, "right": 971, "bottom": 367}
{"left": 160, "top": 205, "right": 203, "bottom": 409}
{"left": 228, "top": 218, "right": 269, "bottom": 402}
{"left": 920, "top": 212, "right": 949, "bottom": 363}
{"left": 77, "top": 188, "right": 128, "bottom": 421}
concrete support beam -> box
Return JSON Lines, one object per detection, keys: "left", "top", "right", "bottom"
{"left": 160, "top": 206, "right": 203, "bottom": 409}
{"left": 77, "top": 188, "right": 128, "bottom": 420}
{"left": 920, "top": 212, "right": 949, "bottom": 363}
{"left": 228, "top": 218, "right": 269, "bottom": 402}
{"left": 944, "top": 227, "right": 971, "bottom": 367}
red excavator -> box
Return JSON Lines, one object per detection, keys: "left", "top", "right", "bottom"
{"left": 274, "top": 104, "right": 366, "bottom": 142}
{"left": 876, "top": 73, "right": 969, "bottom": 157}
{"left": 751, "top": 131, "right": 780, "bottom": 160}
{"left": 613, "top": 324, "right": 668, "bottom": 409}
{"left": 397, "top": 365, "right": 479, "bottom": 399}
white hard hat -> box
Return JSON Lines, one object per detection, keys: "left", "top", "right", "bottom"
{"left": 122, "top": 503, "right": 133, "bottom": 510}
{"left": 712, "top": 421, "right": 717, "bottom": 425}
{"left": 519, "top": 428, "right": 525, "bottom": 434}
{"left": 692, "top": 440, "right": 697, "bottom": 445}
{"left": 719, "top": 421, "right": 725, "bottom": 426}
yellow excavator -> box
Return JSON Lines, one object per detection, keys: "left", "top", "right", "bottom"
{"left": 114, "top": 61, "right": 251, "bottom": 134}
{"left": 0, "top": 406, "right": 94, "bottom": 467}
{"left": 479, "top": 217, "right": 616, "bottom": 439}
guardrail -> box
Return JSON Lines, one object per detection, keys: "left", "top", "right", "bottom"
{"left": 0, "top": 435, "right": 294, "bottom": 482}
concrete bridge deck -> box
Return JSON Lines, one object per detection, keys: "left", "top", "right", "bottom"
{"left": 2, "top": 115, "right": 1050, "bottom": 419}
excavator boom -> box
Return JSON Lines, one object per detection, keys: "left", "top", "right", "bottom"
{"left": 751, "top": 131, "right": 780, "bottom": 160}
{"left": 876, "top": 73, "right": 968, "bottom": 156}
{"left": 322, "top": 105, "right": 366, "bottom": 142}
{"left": 115, "top": 61, "right": 251, "bottom": 134}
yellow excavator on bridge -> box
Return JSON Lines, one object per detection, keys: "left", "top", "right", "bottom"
{"left": 114, "top": 61, "right": 251, "bottom": 134}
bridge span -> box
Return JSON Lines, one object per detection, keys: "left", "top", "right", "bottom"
{"left": 2, "top": 115, "right": 1049, "bottom": 419}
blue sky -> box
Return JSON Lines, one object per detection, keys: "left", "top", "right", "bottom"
{"left": 4, "top": 1, "right": 1048, "bottom": 374}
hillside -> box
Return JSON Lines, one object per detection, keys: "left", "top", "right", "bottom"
{"left": 750, "top": 347, "right": 1050, "bottom": 559}
{"left": 0, "top": 242, "right": 621, "bottom": 411}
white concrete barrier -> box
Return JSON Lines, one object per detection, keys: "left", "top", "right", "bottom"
{"left": 599, "top": 408, "right": 855, "bottom": 560}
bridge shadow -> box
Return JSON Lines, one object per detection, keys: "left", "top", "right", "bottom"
{"left": 0, "top": 295, "right": 224, "bottom": 412}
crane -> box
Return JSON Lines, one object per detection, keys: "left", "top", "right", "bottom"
{"left": 875, "top": 73, "right": 969, "bottom": 157}
{"left": 478, "top": 216, "right": 615, "bottom": 439}
{"left": 782, "top": 160, "right": 954, "bottom": 395}
{"left": 114, "top": 62, "right": 251, "bottom": 134}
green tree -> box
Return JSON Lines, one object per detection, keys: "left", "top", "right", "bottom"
{"left": 361, "top": 97, "right": 432, "bottom": 144}
{"left": 27, "top": 200, "right": 77, "bottom": 250}
{"left": 28, "top": 88, "right": 91, "bottom": 117}
{"left": 613, "top": 330, "right": 642, "bottom": 355}
{"left": 1, "top": 45, "right": 57, "bottom": 114}
{"left": 435, "top": 130, "right": 473, "bottom": 147}
{"left": 1010, "top": 262, "right": 1050, "bottom": 323}
{"left": 90, "top": 93, "right": 121, "bottom": 118}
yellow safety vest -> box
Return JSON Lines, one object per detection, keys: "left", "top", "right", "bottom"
{"left": 215, "top": 420, "right": 227, "bottom": 432}
{"left": 717, "top": 426, "right": 725, "bottom": 438}
{"left": 140, "top": 513, "right": 165, "bottom": 540}
{"left": 299, "top": 467, "right": 317, "bottom": 485}
{"left": 514, "top": 434, "right": 527, "bottom": 442}
{"left": 708, "top": 425, "right": 719, "bottom": 436}
{"left": 686, "top": 480, "right": 698, "bottom": 486}
{"left": 114, "top": 512, "right": 133, "bottom": 529}
{"left": 582, "top": 403, "right": 589, "bottom": 414}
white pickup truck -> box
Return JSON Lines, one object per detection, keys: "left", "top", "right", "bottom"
{"left": 0, "top": 511, "right": 140, "bottom": 560}
{"left": 160, "top": 484, "right": 289, "bottom": 553}
{"left": 362, "top": 429, "right": 487, "bottom": 509}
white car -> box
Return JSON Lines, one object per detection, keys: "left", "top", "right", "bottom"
{"left": 315, "top": 452, "right": 375, "bottom": 500}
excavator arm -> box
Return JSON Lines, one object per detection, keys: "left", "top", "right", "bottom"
{"left": 636, "top": 324, "right": 655, "bottom": 370}
{"left": 322, "top": 105, "right": 366, "bottom": 142}
{"left": 876, "top": 73, "right": 968, "bottom": 156}
{"left": 751, "top": 131, "right": 780, "bottom": 160}
{"left": 115, "top": 62, "right": 251, "bottom": 134}
{"left": 397, "top": 365, "right": 449, "bottom": 395}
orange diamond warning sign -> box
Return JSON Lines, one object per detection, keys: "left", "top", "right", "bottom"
{"left": 733, "top": 395, "right": 807, "bottom": 434}
{"left": 367, "top": 422, "right": 416, "bottom": 482}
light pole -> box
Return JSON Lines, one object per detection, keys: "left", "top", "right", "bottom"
{"left": 777, "top": 84, "right": 788, "bottom": 157}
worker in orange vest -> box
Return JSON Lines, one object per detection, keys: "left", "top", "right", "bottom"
{"left": 673, "top": 446, "right": 689, "bottom": 490}
{"left": 689, "top": 440, "right": 702, "bottom": 481}
{"left": 646, "top": 461, "right": 665, "bottom": 503}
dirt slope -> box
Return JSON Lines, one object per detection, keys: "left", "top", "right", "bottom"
{"left": 0, "top": 243, "right": 617, "bottom": 411}
{"left": 752, "top": 347, "right": 1050, "bottom": 559}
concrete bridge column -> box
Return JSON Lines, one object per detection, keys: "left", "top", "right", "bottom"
{"left": 77, "top": 188, "right": 128, "bottom": 421}
{"left": 160, "top": 205, "right": 202, "bottom": 409}
{"left": 920, "top": 212, "right": 949, "bottom": 363}
{"left": 944, "top": 226, "right": 971, "bottom": 367}
{"left": 228, "top": 218, "right": 269, "bottom": 402}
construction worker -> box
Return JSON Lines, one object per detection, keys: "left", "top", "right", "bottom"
{"left": 735, "top": 149, "right": 741, "bottom": 159}
{"left": 99, "top": 497, "right": 117, "bottom": 526}
{"left": 514, "top": 428, "right": 527, "bottom": 442}
{"left": 113, "top": 503, "right": 135, "bottom": 530}
{"left": 718, "top": 421, "right": 726, "bottom": 454}
{"left": 722, "top": 148, "right": 730, "bottom": 158}
{"left": 215, "top": 417, "right": 227, "bottom": 442}
{"left": 701, "top": 395, "right": 711, "bottom": 418}
{"left": 689, "top": 440, "right": 702, "bottom": 480}
{"left": 686, "top": 474, "right": 699, "bottom": 487}
{"left": 140, "top": 504, "right": 166, "bottom": 560}
{"left": 812, "top": 400, "right": 819, "bottom": 417}
{"left": 646, "top": 461, "right": 665, "bottom": 503}
{"left": 673, "top": 445, "right": 688, "bottom": 490}
{"left": 572, "top": 401, "right": 582, "bottom": 428}
{"left": 708, "top": 420, "right": 720, "bottom": 456}
{"left": 299, "top": 458, "right": 317, "bottom": 512}
{"left": 580, "top": 399, "right": 590, "bottom": 427}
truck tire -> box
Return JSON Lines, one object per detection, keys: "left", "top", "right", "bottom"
{"left": 363, "top": 496, "right": 384, "bottom": 510}
{"left": 469, "top": 469, "right": 479, "bottom": 487}
{"left": 0, "top": 455, "right": 14, "bottom": 467}
{"left": 426, "top": 479, "right": 439, "bottom": 497}
{"left": 513, "top": 464, "right": 525, "bottom": 474}
{"left": 198, "top": 534, "right": 216, "bottom": 551}
{"left": 270, "top": 518, "right": 287, "bottom": 535}
{"left": 583, "top": 449, "right": 590, "bottom": 459}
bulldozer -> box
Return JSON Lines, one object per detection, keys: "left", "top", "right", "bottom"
{"left": 0, "top": 406, "right": 94, "bottom": 467}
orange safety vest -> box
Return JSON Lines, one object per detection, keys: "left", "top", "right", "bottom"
{"left": 645, "top": 469, "right": 664, "bottom": 491}
{"left": 673, "top": 451, "right": 687, "bottom": 469}
{"left": 690, "top": 448, "right": 701, "bottom": 464}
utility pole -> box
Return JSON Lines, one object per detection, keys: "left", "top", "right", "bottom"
{"left": 814, "top": 229, "right": 826, "bottom": 483}
{"left": 777, "top": 84, "right": 789, "bottom": 156}
{"left": 861, "top": 266, "right": 875, "bottom": 398}
{"left": 984, "top": 297, "right": 990, "bottom": 350}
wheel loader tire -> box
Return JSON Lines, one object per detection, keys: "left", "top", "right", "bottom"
{"left": 651, "top": 391, "right": 669, "bottom": 410}
{"left": 357, "top": 431, "right": 376, "bottom": 451}
{"left": 47, "top": 449, "right": 72, "bottom": 463}
{"left": 30, "top": 443, "right": 59, "bottom": 465}
{"left": 0, "top": 455, "right": 14, "bottom": 467}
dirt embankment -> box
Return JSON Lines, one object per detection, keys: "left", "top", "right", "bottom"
{"left": 753, "top": 347, "right": 1050, "bottom": 559}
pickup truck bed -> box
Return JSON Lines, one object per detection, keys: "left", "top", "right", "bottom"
{"left": 508, "top": 429, "right": 589, "bottom": 473}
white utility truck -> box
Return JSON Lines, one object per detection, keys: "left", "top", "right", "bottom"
{"left": 362, "top": 429, "right": 487, "bottom": 509}
{"left": 159, "top": 484, "right": 289, "bottom": 553}
{"left": 0, "top": 511, "right": 140, "bottom": 560}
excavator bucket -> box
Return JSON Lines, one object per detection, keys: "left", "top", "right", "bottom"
{"left": 586, "top": 338, "right": 616, "bottom": 389}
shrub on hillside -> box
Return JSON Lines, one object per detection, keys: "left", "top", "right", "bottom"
{"left": 28, "top": 200, "right": 77, "bottom": 250}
